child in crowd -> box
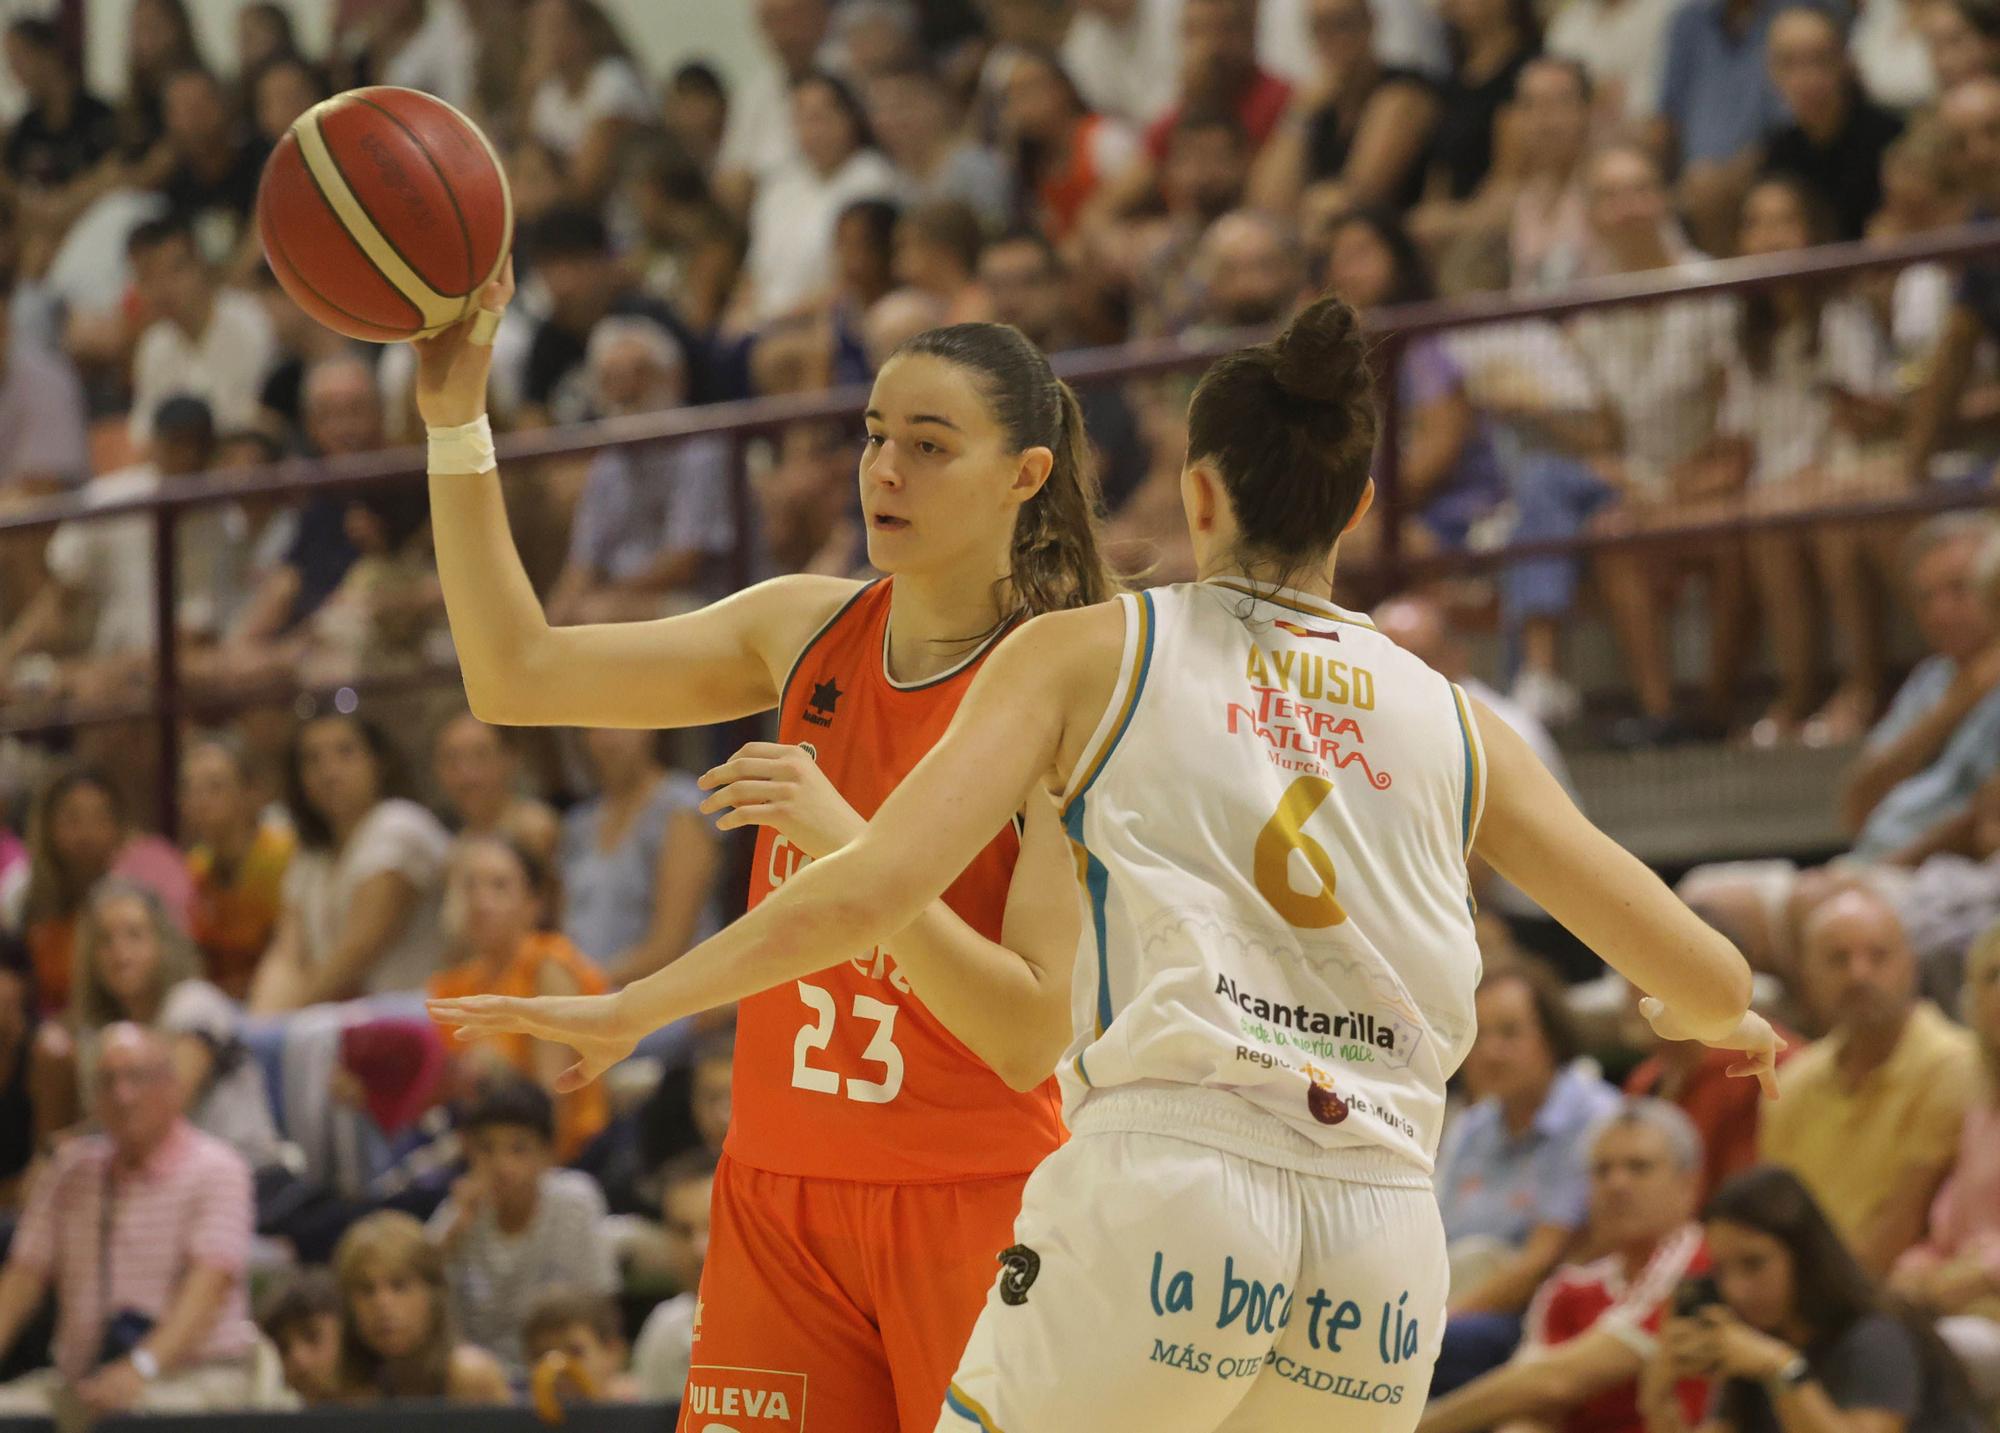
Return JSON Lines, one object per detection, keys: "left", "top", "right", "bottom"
{"left": 632, "top": 1148, "right": 716, "bottom": 1402}
{"left": 428, "top": 1075, "right": 619, "bottom": 1379}
{"left": 334, "top": 1210, "right": 511, "bottom": 1402}
{"left": 258, "top": 1268, "right": 343, "bottom": 1405}
{"left": 523, "top": 1286, "right": 639, "bottom": 1402}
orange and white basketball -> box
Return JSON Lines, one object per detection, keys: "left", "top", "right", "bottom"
{"left": 256, "top": 86, "right": 512, "bottom": 344}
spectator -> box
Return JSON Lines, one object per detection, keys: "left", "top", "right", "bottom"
{"left": 0, "top": 936, "right": 34, "bottom": 1208}
{"left": 633, "top": 1030, "right": 735, "bottom": 1182}
{"left": 1110, "top": 108, "right": 1249, "bottom": 340}
{"left": 1761, "top": 887, "right": 1982, "bottom": 1274}
{"left": 2, "top": 19, "right": 119, "bottom": 196}
{"left": 1505, "top": 56, "right": 1596, "bottom": 292}
{"left": 1417, "top": 0, "right": 1540, "bottom": 211}
{"left": 999, "top": 48, "right": 1141, "bottom": 244}
{"left": 1641, "top": 1165, "right": 1984, "bottom": 1433}
{"left": 428, "top": 1076, "right": 617, "bottom": 1380}
{"left": 1186, "top": 208, "right": 1305, "bottom": 337}
{"left": 234, "top": 3, "right": 298, "bottom": 79}
{"left": 559, "top": 727, "right": 719, "bottom": 987}
{"left": 1721, "top": 176, "right": 1898, "bottom": 745}
{"left": 1138, "top": 0, "right": 1294, "bottom": 167}
{"left": 431, "top": 714, "right": 558, "bottom": 864}
{"left": 1873, "top": 770, "right": 2000, "bottom": 1007}
{"left": 523, "top": 1286, "right": 637, "bottom": 1402}
{"left": 865, "top": 62, "right": 1009, "bottom": 227}
{"left": 0, "top": 270, "right": 90, "bottom": 498}
{"left": 249, "top": 713, "right": 451, "bottom": 1012}
{"left": 893, "top": 199, "right": 990, "bottom": 323}
{"left": 1890, "top": 923, "right": 2000, "bottom": 1400}
{"left": 737, "top": 72, "right": 900, "bottom": 324}
{"left": 156, "top": 67, "right": 263, "bottom": 269}
{"left": 0, "top": 766, "right": 192, "bottom": 1016}
{"left": 1557, "top": 143, "right": 1744, "bottom": 744}
{"left": 716, "top": 0, "right": 834, "bottom": 207}
{"left": 748, "top": 196, "right": 895, "bottom": 394}
{"left": 1910, "top": 75, "right": 2000, "bottom": 485}
{"left": 663, "top": 62, "right": 729, "bottom": 175}
{"left": 1434, "top": 961, "right": 1622, "bottom": 1386}
{"left": 546, "top": 322, "right": 736, "bottom": 625}
{"left": 1681, "top": 518, "right": 2000, "bottom": 976}
{"left": 249, "top": 57, "right": 326, "bottom": 150}
{"left": 1247, "top": 0, "right": 1440, "bottom": 218}
{"left": 518, "top": 205, "right": 712, "bottom": 424}
{"left": 0, "top": 397, "right": 233, "bottom": 703}
{"left": 0, "top": 1024, "right": 264, "bottom": 1420}
{"left": 1762, "top": 6, "right": 1904, "bottom": 241}
{"left": 631, "top": 1148, "right": 716, "bottom": 1403}
{"left": 626, "top": 146, "right": 747, "bottom": 337}
{"left": 522, "top": 0, "right": 651, "bottom": 208}
{"left": 333, "top": 1209, "right": 509, "bottom": 1402}
{"left": 116, "top": 0, "right": 205, "bottom": 165}
{"left": 30, "top": 878, "right": 281, "bottom": 1174}
{"left": 257, "top": 1268, "right": 341, "bottom": 1406}
{"left": 333, "top": 0, "right": 473, "bottom": 113}
{"left": 1322, "top": 208, "right": 1507, "bottom": 556}
{"left": 749, "top": 420, "right": 868, "bottom": 578}
{"left": 181, "top": 737, "right": 293, "bottom": 1001}
{"left": 1619, "top": 980, "right": 1795, "bottom": 1205}
{"left": 125, "top": 216, "right": 276, "bottom": 447}
{"left": 1545, "top": 0, "right": 1680, "bottom": 125}
{"left": 1420, "top": 1100, "right": 1712, "bottom": 1433}
{"left": 429, "top": 835, "right": 610, "bottom": 1161}
{"left": 1060, "top": 0, "right": 1182, "bottom": 125}
{"left": 1918, "top": 0, "right": 2000, "bottom": 91}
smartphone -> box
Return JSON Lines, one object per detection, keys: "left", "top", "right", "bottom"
{"left": 1672, "top": 1272, "right": 1722, "bottom": 1319}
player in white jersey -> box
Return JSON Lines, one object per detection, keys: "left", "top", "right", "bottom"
{"left": 434, "top": 297, "right": 1782, "bottom": 1431}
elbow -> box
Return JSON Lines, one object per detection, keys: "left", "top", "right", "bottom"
{"left": 995, "top": 1048, "right": 1061, "bottom": 1093}
{"left": 461, "top": 632, "right": 553, "bottom": 726}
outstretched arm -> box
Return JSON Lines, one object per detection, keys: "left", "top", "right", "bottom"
{"left": 431, "top": 605, "right": 1124, "bottom": 1086}
{"left": 1472, "top": 702, "right": 1770, "bottom": 1066}
{"left": 416, "top": 264, "right": 854, "bottom": 730}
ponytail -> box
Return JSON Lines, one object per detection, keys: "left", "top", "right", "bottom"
{"left": 892, "top": 323, "right": 1120, "bottom": 628}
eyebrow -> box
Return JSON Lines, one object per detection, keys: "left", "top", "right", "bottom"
{"left": 863, "top": 409, "right": 962, "bottom": 433}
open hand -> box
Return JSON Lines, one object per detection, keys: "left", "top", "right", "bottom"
{"left": 698, "top": 742, "right": 865, "bottom": 858}
{"left": 428, "top": 991, "right": 634, "bottom": 1092}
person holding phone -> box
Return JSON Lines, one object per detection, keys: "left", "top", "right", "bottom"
{"left": 1640, "top": 1166, "right": 1983, "bottom": 1433}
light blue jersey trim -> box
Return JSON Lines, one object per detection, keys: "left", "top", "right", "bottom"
{"left": 1066, "top": 797, "right": 1115, "bottom": 1036}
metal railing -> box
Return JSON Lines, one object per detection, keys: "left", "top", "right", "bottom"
{"left": 7, "top": 223, "right": 2000, "bottom": 833}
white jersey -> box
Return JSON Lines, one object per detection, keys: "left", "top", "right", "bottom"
{"left": 1056, "top": 579, "right": 1486, "bottom": 1176}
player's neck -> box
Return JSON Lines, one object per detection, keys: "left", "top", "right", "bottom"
{"left": 1199, "top": 560, "right": 1338, "bottom": 606}
{"left": 883, "top": 570, "right": 1013, "bottom": 683}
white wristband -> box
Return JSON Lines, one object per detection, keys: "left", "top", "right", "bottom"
{"left": 427, "top": 415, "right": 496, "bottom": 475}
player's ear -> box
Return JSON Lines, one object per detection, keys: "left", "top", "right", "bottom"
{"left": 1184, "top": 462, "right": 1221, "bottom": 534}
{"left": 1342, "top": 479, "right": 1376, "bottom": 536}
{"left": 1013, "top": 445, "right": 1055, "bottom": 503}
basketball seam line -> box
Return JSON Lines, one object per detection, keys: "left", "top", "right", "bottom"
{"left": 288, "top": 135, "right": 429, "bottom": 330}
{"left": 301, "top": 105, "right": 455, "bottom": 322}
{"left": 351, "top": 92, "right": 476, "bottom": 297}
{"left": 270, "top": 168, "right": 422, "bottom": 334}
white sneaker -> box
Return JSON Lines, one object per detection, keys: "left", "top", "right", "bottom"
{"left": 1511, "top": 668, "right": 1581, "bottom": 728}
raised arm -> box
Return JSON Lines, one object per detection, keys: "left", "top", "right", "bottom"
{"left": 1472, "top": 701, "right": 1763, "bottom": 1053}
{"left": 414, "top": 265, "right": 856, "bottom": 730}
{"left": 432, "top": 604, "right": 1124, "bottom": 1085}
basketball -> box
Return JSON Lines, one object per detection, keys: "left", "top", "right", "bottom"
{"left": 256, "top": 86, "right": 512, "bottom": 344}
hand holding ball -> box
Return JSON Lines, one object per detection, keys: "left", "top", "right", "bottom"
{"left": 257, "top": 86, "right": 512, "bottom": 343}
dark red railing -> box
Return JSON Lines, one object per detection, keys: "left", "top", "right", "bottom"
{"left": 7, "top": 223, "right": 2000, "bottom": 832}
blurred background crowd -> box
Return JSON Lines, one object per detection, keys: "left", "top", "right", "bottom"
{"left": 0, "top": 0, "right": 1994, "bottom": 1425}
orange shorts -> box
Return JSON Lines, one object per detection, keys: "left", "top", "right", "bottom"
{"left": 676, "top": 1154, "right": 1030, "bottom": 1433}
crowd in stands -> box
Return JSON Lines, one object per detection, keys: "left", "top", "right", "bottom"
{"left": 0, "top": 0, "right": 1993, "bottom": 1425}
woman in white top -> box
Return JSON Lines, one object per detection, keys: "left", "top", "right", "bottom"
{"left": 738, "top": 71, "right": 900, "bottom": 324}
{"left": 522, "top": 0, "right": 653, "bottom": 207}
{"left": 251, "top": 714, "right": 452, "bottom": 1012}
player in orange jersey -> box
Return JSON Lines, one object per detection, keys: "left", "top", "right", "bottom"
{"left": 413, "top": 265, "right": 1113, "bottom": 1431}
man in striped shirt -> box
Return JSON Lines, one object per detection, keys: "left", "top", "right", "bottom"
{"left": 0, "top": 1024, "right": 268, "bottom": 1427}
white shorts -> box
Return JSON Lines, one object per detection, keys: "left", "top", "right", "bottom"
{"left": 936, "top": 1113, "right": 1447, "bottom": 1433}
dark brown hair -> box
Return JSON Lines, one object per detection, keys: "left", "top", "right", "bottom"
{"left": 1185, "top": 295, "right": 1378, "bottom": 574}
{"left": 21, "top": 766, "right": 130, "bottom": 927}
{"left": 522, "top": 1286, "right": 623, "bottom": 1351}
{"left": 1705, "top": 1167, "right": 1978, "bottom": 1419}
{"left": 1738, "top": 174, "right": 1840, "bottom": 378}
{"left": 891, "top": 322, "right": 1117, "bottom": 626}
{"left": 1478, "top": 957, "right": 1583, "bottom": 1067}
{"left": 284, "top": 714, "right": 412, "bottom": 852}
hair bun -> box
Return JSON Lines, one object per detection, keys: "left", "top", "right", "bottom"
{"left": 1272, "top": 297, "right": 1369, "bottom": 406}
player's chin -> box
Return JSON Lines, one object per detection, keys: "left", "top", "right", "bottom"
{"left": 863, "top": 525, "right": 916, "bottom": 570}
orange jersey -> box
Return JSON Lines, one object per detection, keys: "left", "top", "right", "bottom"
{"left": 725, "top": 580, "right": 1064, "bottom": 1183}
